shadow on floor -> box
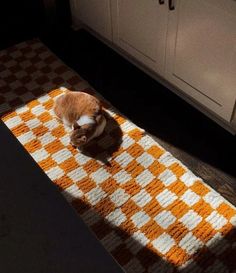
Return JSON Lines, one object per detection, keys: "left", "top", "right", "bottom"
{"left": 41, "top": 30, "right": 236, "bottom": 182}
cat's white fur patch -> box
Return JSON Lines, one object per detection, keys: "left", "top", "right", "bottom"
{"left": 91, "top": 116, "right": 106, "bottom": 139}
{"left": 59, "top": 86, "right": 67, "bottom": 91}
{"left": 62, "top": 117, "right": 72, "bottom": 128}
{"left": 77, "top": 115, "right": 95, "bottom": 126}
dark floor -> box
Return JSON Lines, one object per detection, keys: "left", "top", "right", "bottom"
{"left": 41, "top": 29, "right": 236, "bottom": 206}
{"left": 0, "top": 119, "right": 123, "bottom": 273}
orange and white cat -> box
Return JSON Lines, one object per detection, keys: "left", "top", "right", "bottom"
{"left": 54, "top": 90, "right": 106, "bottom": 148}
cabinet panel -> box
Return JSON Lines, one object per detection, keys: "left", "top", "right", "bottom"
{"left": 72, "top": 0, "right": 112, "bottom": 41}
{"left": 166, "top": 0, "right": 236, "bottom": 121}
{"left": 111, "top": 0, "right": 168, "bottom": 76}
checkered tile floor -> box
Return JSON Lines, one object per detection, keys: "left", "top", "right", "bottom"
{"left": 1, "top": 40, "right": 236, "bottom": 273}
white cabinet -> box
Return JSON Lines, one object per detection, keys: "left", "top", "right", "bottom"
{"left": 111, "top": 0, "right": 168, "bottom": 76}
{"left": 166, "top": 0, "right": 236, "bottom": 122}
{"left": 71, "top": 0, "right": 112, "bottom": 41}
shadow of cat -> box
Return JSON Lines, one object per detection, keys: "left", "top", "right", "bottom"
{"left": 78, "top": 111, "right": 123, "bottom": 165}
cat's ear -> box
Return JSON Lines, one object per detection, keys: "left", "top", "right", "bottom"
{"left": 73, "top": 121, "right": 80, "bottom": 130}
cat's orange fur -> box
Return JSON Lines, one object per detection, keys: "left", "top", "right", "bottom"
{"left": 54, "top": 91, "right": 102, "bottom": 126}
{"left": 54, "top": 91, "right": 106, "bottom": 147}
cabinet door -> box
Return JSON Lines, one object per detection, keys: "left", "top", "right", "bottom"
{"left": 166, "top": 0, "right": 236, "bottom": 121}
{"left": 72, "top": 0, "right": 112, "bottom": 41}
{"left": 111, "top": 0, "right": 168, "bottom": 76}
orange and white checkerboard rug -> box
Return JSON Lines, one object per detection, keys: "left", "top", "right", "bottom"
{"left": 1, "top": 40, "right": 236, "bottom": 273}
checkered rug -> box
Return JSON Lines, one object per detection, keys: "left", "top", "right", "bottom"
{"left": 1, "top": 40, "right": 236, "bottom": 273}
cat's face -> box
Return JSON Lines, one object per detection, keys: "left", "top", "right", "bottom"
{"left": 70, "top": 127, "right": 88, "bottom": 148}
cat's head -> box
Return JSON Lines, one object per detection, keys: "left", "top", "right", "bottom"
{"left": 70, "top": 120, "right": 94, "bottom": 148}
{"left": 70, "top": 126, "right": 88, "bottom": 148}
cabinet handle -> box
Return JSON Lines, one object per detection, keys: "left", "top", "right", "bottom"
{"left": 169, "top": 0, "right": 175, "bottom": 10}
{"left": 159, "top": 0, "right": 165, "bottom": 4}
